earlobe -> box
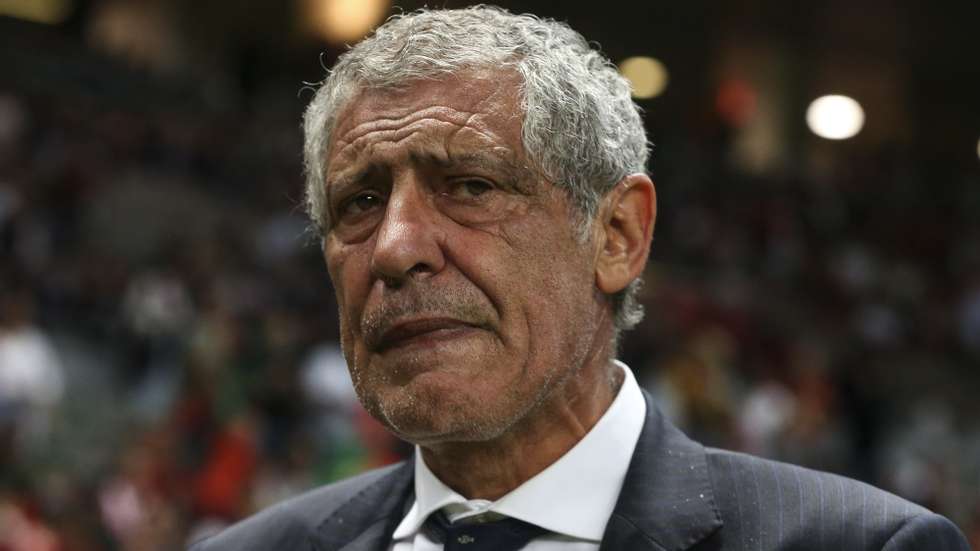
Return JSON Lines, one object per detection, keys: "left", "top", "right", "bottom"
{"left": 595, "top": 174, "right": 656, "bottom": 294}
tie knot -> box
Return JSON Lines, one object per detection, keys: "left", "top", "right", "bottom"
{"left": 423, "top": 510, "right": 547, "bottom": 550}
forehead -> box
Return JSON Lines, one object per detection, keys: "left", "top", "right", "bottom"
{"left": 327, "top": 68, "right": 527, "bottom": 168}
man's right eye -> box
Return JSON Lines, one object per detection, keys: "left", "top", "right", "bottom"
{"left": 339, "top": 192, "right": 384, "bottom": 219}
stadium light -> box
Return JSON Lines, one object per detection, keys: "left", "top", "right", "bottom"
{"left": 806, "top": 95, "right": 865, "bottom": 140}
{"left": 0, "top": 0, "right": 71, "bottom": 24}
{"left": 305, "top": 0, "right": 390, "bottom": 44}
{"left": 618, "top": 56, "right": 669, "bottom": 100}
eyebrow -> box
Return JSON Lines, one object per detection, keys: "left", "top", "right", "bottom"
{"left": 439, "top": 151, "right": 516, "bottom": 173}
{"left": 429, "top": 151, "right": 536, "bottom": 194}
{"left": 326, "top": 167, "right": 372, "bottom": 196}
{"left": 324, "top": 149, "right": 536, "bottom": 204}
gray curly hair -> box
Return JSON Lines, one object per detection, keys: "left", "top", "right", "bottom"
{"left": 302, "top": 5, "right": 650, "bottom": 333}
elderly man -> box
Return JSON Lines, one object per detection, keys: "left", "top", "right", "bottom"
{"left": 191, "top": 6, "right": 969, "bottom": 551}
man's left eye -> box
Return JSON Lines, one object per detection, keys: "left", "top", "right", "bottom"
{"left": 448, "top": 179, "right": 493, "bottom": 199}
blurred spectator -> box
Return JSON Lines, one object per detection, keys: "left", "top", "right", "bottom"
{"left": 0, "top": 495, "right": 60, "bottom": 551}
{"left": 0, "top": 290, "right": 64, "bottom": 462}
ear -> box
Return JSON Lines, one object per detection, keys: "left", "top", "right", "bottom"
{"left": 594, "top": 174, "right": 656, "bottom": 295}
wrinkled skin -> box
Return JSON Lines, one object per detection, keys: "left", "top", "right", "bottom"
{"left": 321, "top": 68, "right": 653, "bottom": 498}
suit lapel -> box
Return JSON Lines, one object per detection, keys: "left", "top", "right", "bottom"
{"left": 600, "top": 390, "right": 723, "bottom": 551}
{"left": 311, "top": 457, "right": 415, "bottom": 551}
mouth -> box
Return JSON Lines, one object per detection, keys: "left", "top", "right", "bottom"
{"left": 374, "top": 318, "right": 482, "bottom": 352}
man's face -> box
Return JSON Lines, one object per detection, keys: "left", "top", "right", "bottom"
{"left": 322, "top": 69, "right": 606, "bottom": 444}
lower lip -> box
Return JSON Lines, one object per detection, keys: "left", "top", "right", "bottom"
{"left": 380, "top": 326, "right": 480, "bottom": 352}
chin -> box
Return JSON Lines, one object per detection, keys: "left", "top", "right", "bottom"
{"left": 362, "top": 378, "right": 519, "bottom": 445}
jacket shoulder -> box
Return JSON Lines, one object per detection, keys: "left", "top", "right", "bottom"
{"left": 701, "top": 449, "right": 968, "bottom": 550}
{"left": 881, "top": 511, "right": 971, "bottom": 550}
{"left": 188, "top": 462, "right": 407, "bottom": 551}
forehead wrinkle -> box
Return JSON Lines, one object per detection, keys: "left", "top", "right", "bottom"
{"left": 332, "top": 111, "right": 519, "bottom": 183}
{"left": 445, "top": 120, "right": 510, "bottom": 155}
{"left": 331, "top": 130, "right": 451, "bottom": 193}
{"left": 326, "top": 131, "right": 450, "bottom": 201}
{"left": 338, "top": 105, "right": 477, "bottom": 147}
{"left": 334, "top": 118, "right": 461, "bottom": 169}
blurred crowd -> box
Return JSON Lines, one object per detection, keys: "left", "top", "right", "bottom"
{"left": 2, "top": 56, "right": 980, "bottom": 551}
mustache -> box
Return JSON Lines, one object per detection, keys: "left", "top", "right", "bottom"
{"left": 360, "top": 284, "right": 493, "bottom": 349}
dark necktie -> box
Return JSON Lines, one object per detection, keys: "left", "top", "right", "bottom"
{"left": 423, "top": 510, "right": 547, "bottom": 551}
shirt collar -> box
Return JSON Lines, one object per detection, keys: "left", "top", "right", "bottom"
{"left": 392, "top": 361, "right": 646, "bottom": 542}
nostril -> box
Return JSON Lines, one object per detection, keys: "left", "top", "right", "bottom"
{"left": 407, "top": 263, "right": 430, "bottom": 276}
{"left": 378, "top": 272, "right": 405, "bottom": 289}
{"left": 374, "top": 262, "right": 433, "bottom": 290}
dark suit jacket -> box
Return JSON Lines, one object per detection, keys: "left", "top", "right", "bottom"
{"left": 190, "top": 391, "right": 970, "bottom": 550}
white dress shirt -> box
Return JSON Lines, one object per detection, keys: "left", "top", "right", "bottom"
{"left": 390, "top": 361, "right": 646, "bottom": 550}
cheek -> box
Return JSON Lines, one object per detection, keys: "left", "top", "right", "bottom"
{"left": 325, "top": 243, "right": 372, "bottom": 339}
{"left": 478, "top": 217, "right": 594, "bottom": 338}
{"left": 331, "top": 258, "right": 374, "bottom": 391}
{"left": 519, "top": 226, "right": 596, "bottom": 319}
{"left": 507, "top": 216, "right": 590, "bottom": 289}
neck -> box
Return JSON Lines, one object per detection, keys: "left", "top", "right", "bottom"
{"left": 419, "top": 341, "right": 623, "bottom": 500}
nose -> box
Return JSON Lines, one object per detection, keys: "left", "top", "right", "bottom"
{"left": 370, "top": 179, "right": 446, "bottom": 287}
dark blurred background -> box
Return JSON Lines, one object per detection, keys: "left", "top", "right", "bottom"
{"left": 1, "top": 0, "right": 979, "bottom": 549}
